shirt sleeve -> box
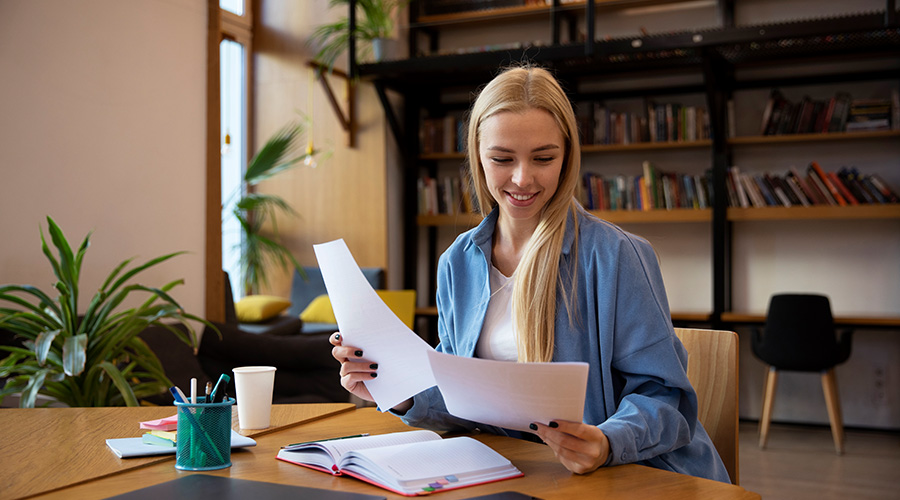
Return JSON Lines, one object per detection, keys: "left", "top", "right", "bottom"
{"left": 596, "top": 234, "right": 698, "bottom": 466}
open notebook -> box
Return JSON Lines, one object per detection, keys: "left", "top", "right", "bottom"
{"left": 276, "top": 430, "right": 522, "bottom": 496}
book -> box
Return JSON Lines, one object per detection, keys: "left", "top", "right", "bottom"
{"left": 809, "top": 161, "right": 846, "bottom": 206}
{"left": 276, "top": 430, "right": 523, "bottom": 496}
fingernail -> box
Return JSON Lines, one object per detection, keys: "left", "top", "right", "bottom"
{"left": 369, "top": 363, "right": 378, "bottom": 369}
{"left": 334, "top": 333, "right": 341, "bottom": 341}
{"left": 529, "top": 423, "right": 538, "bottom": 431}
{"left": 355, "top": 350, "right": 363, "bottom": 357}
{"left": 549, "top": 421, "right": 559, "bottom": 428}
{"left": 370, "top": 373, "right": 378, "bottom": 378}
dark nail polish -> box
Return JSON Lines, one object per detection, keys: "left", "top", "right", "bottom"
{"left": 370, "top": 373, "right": 378, "bottom": 378}
{"left": 529, "top": 423, "right": 538, "bottom": 431}
{"left": 369, "top": 363, "right": 378, "bottom": 369}
{"left": 334, "top": 333, "right": 341, "bottom": 341}
{"left": 549, "top": 421, "right": 559, "bottom": 428}
{"left": 355, "top": 350, "right": 363, "bottom": 357}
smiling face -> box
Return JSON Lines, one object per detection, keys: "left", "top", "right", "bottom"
{"left": 478, "top": 108, "right": 565, "bottom": 228}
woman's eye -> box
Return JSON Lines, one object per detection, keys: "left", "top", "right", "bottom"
{"left": 534, "top": 156, "right": 555, "bottom": 163}
{"left": 490, "top": 157, "right": 513, "bottom": 164}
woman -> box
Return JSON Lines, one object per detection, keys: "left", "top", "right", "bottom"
{"left": 331, "top": 65, "right": 729, "bottom": 482}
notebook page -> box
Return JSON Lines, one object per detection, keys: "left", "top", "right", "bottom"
{"left": 321, "top": 430, "right": 441, "bottom": 461}
{"left": 343, "top": 437, "right": 514, "bottom": 482}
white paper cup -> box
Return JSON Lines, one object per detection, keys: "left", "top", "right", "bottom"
{"left": 232, "top": 366, "right": 277, "bottom": 429}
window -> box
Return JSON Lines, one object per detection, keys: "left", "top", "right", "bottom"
{"left": 219, "top": 1, "right": 252, "bottom": 300}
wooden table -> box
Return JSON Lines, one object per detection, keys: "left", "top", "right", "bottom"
{"left": 9, "top": 406, "right": 760, "bottom": 500}
{"left": 0, "top": 403, "right": 354, "bottom": 500}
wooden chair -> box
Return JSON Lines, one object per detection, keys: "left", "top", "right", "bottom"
{"left": 674, "top": 327, "right": 740, "bottom": 485}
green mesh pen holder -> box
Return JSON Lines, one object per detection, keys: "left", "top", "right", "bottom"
{"left": 174, "top": 396, "right": 235, "bottom": 471}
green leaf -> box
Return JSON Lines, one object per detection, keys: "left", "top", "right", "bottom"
{"left": 34, "top": 329, "right": 61, "bottom": 365}
{"left": 62, "top": 334, "right": 88, "bottom": 376}
{"left": 96, "top": 361, "right": 139, "bottom": 407}
{"left": 20, "top": 368, "right": 49, "bottom": 408}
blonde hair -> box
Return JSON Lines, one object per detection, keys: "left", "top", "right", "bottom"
{"left": 466, "top": 65, "right": 582, "bottom": 362}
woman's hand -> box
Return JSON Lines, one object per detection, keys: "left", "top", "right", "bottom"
{"left": 329, "top": 332, "right": 377, "bottom": 403}
{"left": 530, "top": 420, "right": 610, "bottom": 474}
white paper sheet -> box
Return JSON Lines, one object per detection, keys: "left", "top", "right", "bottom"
{"left": 427, "top": 350, "right": 589, "bottom": 433}
{"left": 314, "top": 239, "right": 437, "bottom": 411}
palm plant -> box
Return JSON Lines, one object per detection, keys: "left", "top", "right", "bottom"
{"left": 0, "top": 217, "right": 208, "bottom": 407}
{"left": 309, "top": 0, "right": 409, "bottom": 72}
{"left": 225, "top": 122, "right": 320, "bottom": 295}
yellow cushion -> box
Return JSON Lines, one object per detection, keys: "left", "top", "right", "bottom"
{"left": 300, "top": 290, "right": 417, "bottom": 329}
{"left": 300, "top": 294, "right": 337, "bottom": 324}
{"left": 234, "top": 295, "right": 291, "bottom": 323}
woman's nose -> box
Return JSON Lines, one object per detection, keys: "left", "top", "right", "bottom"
{"left": 511, "top": 163, "right": 533, "bottom": 186}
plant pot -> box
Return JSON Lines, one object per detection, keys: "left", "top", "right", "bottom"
{"left": 372, "top": 37, "right": 396, "bottom": 62}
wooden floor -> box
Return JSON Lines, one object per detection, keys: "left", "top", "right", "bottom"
{"left": 738, "top": 421, "right": 900, "bottom": 499}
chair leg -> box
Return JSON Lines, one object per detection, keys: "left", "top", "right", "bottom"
{"left": 821, "top": 368, "right": 845, "bottom": 455}
{"left": 758, "top": 366, "right": 778, "bottom": 449}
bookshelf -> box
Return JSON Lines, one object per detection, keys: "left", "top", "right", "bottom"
{"left": 354, "top": 0, "right": 900, "bottom": 337}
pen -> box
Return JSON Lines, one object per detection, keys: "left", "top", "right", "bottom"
{"left": 208, "top": 373, "right": 230, "bottom": 403}
{"left": 205, "top": 381, "right": 212, "bottom": 401}
{"left": 190, "top": 377, "right": 197, "bottom": 404}
{"left": 283, "top": 433, "right": 370, "bottom": 449}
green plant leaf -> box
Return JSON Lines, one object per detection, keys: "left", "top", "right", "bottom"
{"left": 62, "top": 334, "right": 88, "bottom": 376}
{"left": 20, "top": 368, "right": 49, "bottom": 408}
{"left": 95, "top": 361, "right": 140, "bottom": 407}
{"left": 34, "top": 329, "right": 61, "bottom": 365}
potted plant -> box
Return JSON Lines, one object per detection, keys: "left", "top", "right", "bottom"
{"left": 309, "top": 0, "right": 409, "bottom": 71}
{"left": 225, "top": 122, "right": 324, "bottom": 295}
{"left": 0, "top": 217, "right": 210, "bottom": 407}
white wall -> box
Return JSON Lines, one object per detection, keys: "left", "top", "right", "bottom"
{"left": 0, "top": 1, "right": 208, "bottom": 319}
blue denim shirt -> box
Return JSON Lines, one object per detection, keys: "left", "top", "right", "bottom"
{"left": 398, "top": 206, "right": 729, "bottom": 483}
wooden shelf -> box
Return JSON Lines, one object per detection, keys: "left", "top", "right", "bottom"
{"left": 418, "top": 306, "right": 711, "bottom": 324}
{"left": 721, "top": 312, "right": 900, "bottom": 328}
{"left": 591, "top": 208, "right": 711, "bottom": 223}
{"left": 727, "top": 204, "right": 900, "bottom": 221}
{"left": 415, "top": 1, "right": 697, "bottom": 26}
{"left": 418, "top": 209, "right": 711, "bottom": 227}
{"left": 728, "top": 130, "right": 900, "bottom": 146}
{"left": 421, "top": 139, "right": 712, "bottom": 160}
{"left": 582, "top": 139, "right": 712, "bottom": 153}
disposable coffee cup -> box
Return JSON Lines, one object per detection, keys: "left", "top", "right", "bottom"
{"left": 232, "top": 366, "right": 277, "bottom": 429}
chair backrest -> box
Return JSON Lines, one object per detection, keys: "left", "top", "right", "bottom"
{"left": 674, "top": 327, "right": 740, "bottom": 485}
{"left": 754, "top": 293, "right": 848, "bottom": 371}
{"left": 375, "top": 290, "right": 416, "bottom": 329}
{"left": 287, "top": 266, "right": 385, "bottom": 318}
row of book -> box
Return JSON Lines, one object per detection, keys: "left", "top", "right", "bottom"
{"left": 417, "top": 169, "right": 478, "bottom": 216}
{"left": 580, "top": 162, "right": 712, "bottom": 211}
{"left": 420, "top": 116, "right": 466, "bottom": 155}
{"left": 759, "top": 89, "right": 900, "bottom": 136}
{"left": 727, "top": 163, "right": 899, "bottom": 208}
{"left": 579, "top": 102, "right": 711, "bottom": 146}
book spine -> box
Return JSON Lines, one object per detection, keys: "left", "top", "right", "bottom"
{"left": 809, "top": 161, "right": 847, "bottom": 206}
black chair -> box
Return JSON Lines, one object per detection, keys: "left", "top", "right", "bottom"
{"left": 752, "top": 293, "right": 853, "bottom": 454}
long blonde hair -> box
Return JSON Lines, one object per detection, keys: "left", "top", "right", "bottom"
{"left": 466, "top": 66, "right": 582, "bottom": 362}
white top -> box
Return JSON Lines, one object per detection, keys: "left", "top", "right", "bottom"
{"left": 475, "top": 264, "right": 518, "bottom": 361}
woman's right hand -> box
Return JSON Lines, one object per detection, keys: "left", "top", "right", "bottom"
{"left": 329, "top": 332, "right": 413, "bottom": 413}
{"left": 329, "top": 332, "right": 377, "bottom": 403}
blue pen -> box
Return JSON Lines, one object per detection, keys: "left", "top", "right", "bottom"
{"left": 207, "top": 373, "right": 230, "bottom": 403}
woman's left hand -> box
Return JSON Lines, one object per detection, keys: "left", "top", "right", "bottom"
{"left": 530, "top": 420, "right": 610, "bottom": 474}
